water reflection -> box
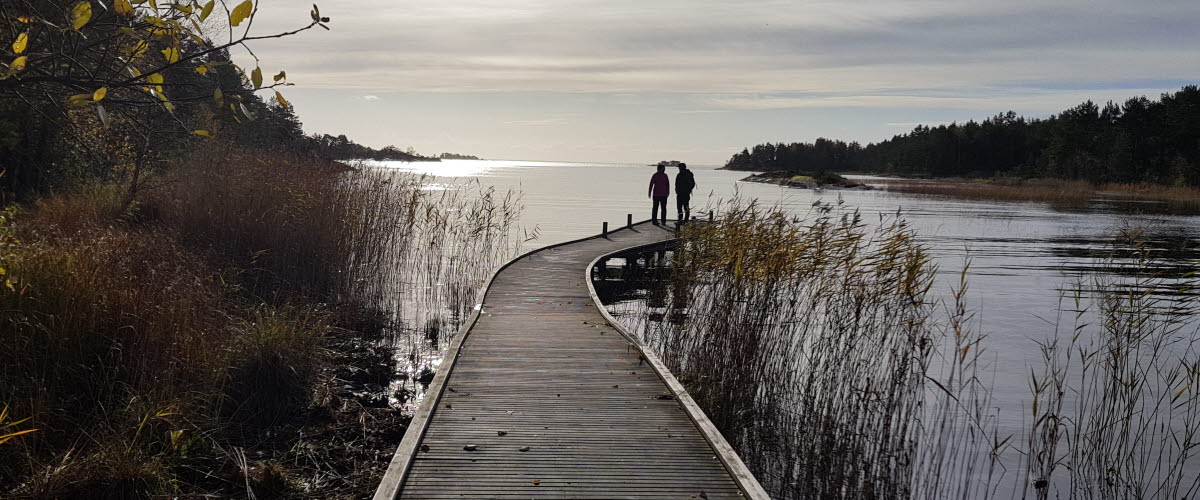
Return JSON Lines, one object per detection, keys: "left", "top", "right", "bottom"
{"left": 592, "top": 245, "right": 689, "bottom": 334}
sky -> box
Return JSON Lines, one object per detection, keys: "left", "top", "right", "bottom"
{"left": 239, "top": 0, "right": 1200, "bottom": 165}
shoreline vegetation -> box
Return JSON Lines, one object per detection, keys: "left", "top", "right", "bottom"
{"left": 0, "top": 3, "right": 511, "bottom": 497}
{"left": 869, "top": 176, "right": 1200, "bottom": 214}
{"left": 721, "top": 85, "right": 1200, "bottom": 205}
{"left": 617, "top": 201, "right": 1200, "bottom": 499}
{"left": 738, "top": 170, "right": 872, "bottom": 190}
{"left": 0, "top": 151, "right": 522, "bottom": 498}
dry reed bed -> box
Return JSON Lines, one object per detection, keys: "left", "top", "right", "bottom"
{"left": 622, "top": 201, "right": 1200, "bottom": 499}
{"left": 873, "top": 178, "right": 1200, "bottom": 214}
{"left": 0, "top": 151, "right": 521, "bottom": 498}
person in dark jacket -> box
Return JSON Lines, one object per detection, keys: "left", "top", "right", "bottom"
{"left": 648, "top": 164, "right": 670, "bottom": 225}
{"left": 675, "top": 163, "right": 696, "bottom": 223}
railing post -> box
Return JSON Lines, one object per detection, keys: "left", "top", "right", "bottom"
{"left": 602, "top": 221, "right": 609, "bottom": 237}
{"left": 627, "top": 214, "right": 633, "bottom": 228}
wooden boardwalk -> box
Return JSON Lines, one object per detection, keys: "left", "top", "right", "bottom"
{"left": 375, "top": 221, "right": 766, "bottom": 499}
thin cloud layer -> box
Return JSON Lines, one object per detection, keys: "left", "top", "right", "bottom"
{"left": 241, "top": 0, "right": 1199, "bottom": 162}
{"left": 251, "top": 0, "right": 1198, "bottom": 98}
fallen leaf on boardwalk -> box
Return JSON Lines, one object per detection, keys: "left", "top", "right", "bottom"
{"left": 444, "top": 402, "right": 452, "bottom": 408}
{"left": 505, "top": 410, "right": 514, "bottom": 415}
{"left": 463, "top": 444, "right": 477, "bottom": 451}
{"left": 532, "top": 480, "right": 540, "bottom": 485}
{"left": 420, "top": 445, "right": 430, "bottom": 452}
{"left": 654, "top": 394, "right": 676, "bottom": 400}
{"left": 519, "top": 446, "right": 530, "bottom": 452}
{"left": 497, "top": 431, "right": 507, "bottom": 436}
{"left": 612, "top": 384, "right": 619, "bottom": 388}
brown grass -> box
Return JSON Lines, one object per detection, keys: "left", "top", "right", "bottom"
{"left": 873, "top": 177, "right": 1200, "bottom": 213}
{"left": 621, "top": 200, "right": 1002, "bottom": 499}
{"left": 0, "top": 149, "right": 522, "bottom": 497}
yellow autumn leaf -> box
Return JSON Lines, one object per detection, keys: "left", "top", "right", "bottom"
{"left": 273, "top": 70, "right": 286, "bottom": 82}
{"left": 193, "top": 130, "right": 211, "bottom": 137}
{"left": 71, "top": 2, "right": 92, "bottom": 31}
{"left": 12, "top": 33, "right": 28, "bottom": 54}
{"left": 148, "top": 0, "right": 157, "bottom": 9}
{"left": 214, "top": 87, "right": 223, "bottom": 102}
{"left": 16, "top": 16, "right": 34, "bottom": 23}
{"left": 229, "top": 0, "right": 252, "bottom": 27}
{"left": 161, "top": 47, "right": 180, "bottom": 64}
{"left": 198, "top": 0, "right": 215, "bottom": 22}
{"left": 195, "top": 65, "right": 207, "bottom": 75}
{"left": 127, "top": 40, "right": 148, "bottom": 59}
{"left": 114, "top": 0, "right": 135, "bottom": 17}
{"left": 93, "top": 87, "right": 107, "bottom": 101}
{"left": 251, "top": 66, "right": 262, "bottom": 89}
{"left": 275, "top": 90, "right": 289, "bottom": 109}
{"left": 9, "top": 56, "right": 27, "bottom": 72}
{"left": 145, "top": 73, "right": 163, "bottom": 85}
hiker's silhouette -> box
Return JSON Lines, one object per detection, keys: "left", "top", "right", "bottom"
{"left": 648, "top": 164, "right": 670, "bottom": 225}
{"left": 675, "top": 163, "right": 695, "bottom": 222}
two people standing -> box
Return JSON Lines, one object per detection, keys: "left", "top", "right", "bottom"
{"left": 648, "top": 163, "right": 696, "bottom": 225}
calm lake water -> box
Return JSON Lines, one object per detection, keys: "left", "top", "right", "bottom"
{"left": 369, "top": 158, "right": 1200, "bottom": 495}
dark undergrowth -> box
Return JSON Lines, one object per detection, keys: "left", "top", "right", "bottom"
{"left": 0, "top": 150, "right": 520, "bottom": 498}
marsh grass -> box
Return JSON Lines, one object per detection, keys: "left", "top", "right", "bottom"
{"left": 615, "top": 200, "right": 1200, "bottom": 499}
{"left": 0, "top": 150, "right": 522, "bottom": 497}
{"left": 873, "top": 177, "right": 1200, "bottom": 214}
{"left": 1021, "top": 230, "right": 1200, "bottom": 499}
{"left": 626, "top": 200, "right": 1002, "bottom": 499}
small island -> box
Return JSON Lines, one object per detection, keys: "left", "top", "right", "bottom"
{"left": 739, "top": 170, "right": 872, "bottom": 190}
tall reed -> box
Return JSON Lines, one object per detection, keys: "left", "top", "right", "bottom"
{"left": 0, "top": 150, "right": 523, "bottom": 496}
{"left": 613, "top": 200, "right": 1200, "bottom": 499}
{"left": 1021, "top": 228, "right": 1200, "bottom": 499}
{"left": 626, "top": 200, "right": 1002, "bottom": 499}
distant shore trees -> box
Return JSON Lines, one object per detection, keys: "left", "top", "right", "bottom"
{"left": 724, "top": 85, "right": 1200, "bottom": 186}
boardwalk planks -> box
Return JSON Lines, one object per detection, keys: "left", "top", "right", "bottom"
{"left": 376, "top": 221, "right": 767, "bottom": 499}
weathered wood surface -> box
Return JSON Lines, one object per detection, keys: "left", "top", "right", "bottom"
{"left": 392, "top": 222, "right": 757, "bottom": 499}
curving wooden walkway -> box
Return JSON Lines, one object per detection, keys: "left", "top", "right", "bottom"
{"left": 375, "top": 221, "right": 766, "bottom": 499}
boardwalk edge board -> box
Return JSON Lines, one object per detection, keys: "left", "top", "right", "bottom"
{"left": 374, "top": 221, "right": 657, "bottom": 500}
{"left": 584, "top": 239, "right": 772, "bottom": 500}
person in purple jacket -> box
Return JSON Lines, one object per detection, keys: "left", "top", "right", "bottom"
{"left": 648, "top": 164, "right": 670, "bottom": 225}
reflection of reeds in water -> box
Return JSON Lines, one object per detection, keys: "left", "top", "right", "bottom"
{"left": 631, "top": 200, "right": 1001, "bottom": 499}
{"left": 334, "top": 169, "right": 525, "bottom": 401}
{"left": 1023, "top": 229, "right": 1200, "bottom": 499}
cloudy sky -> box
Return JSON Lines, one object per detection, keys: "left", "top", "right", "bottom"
{"left": 242, "top": 0, "right": 1199, "bottom": 164}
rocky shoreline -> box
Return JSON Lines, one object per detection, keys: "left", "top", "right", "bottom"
{"left": 739, "top": 171, "right": 874, "bottom": 190}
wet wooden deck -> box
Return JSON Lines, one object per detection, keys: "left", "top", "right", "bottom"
{"left": 375, "top": 221, "right": 766, "bottom": 499}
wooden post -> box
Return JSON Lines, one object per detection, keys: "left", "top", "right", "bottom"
{"left": 708, "top": 212, "right": 714, "bottom": 222}
{"left": 602, "top": 222, "right": 609, "bottom": 237}
{"left": 627, "top": 214, "right": 633, "bottom": 228}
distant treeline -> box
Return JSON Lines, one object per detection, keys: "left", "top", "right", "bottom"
{"left": 307, "top": 134, "right": 437, "bottom": 162}
{"left": 724, "top": 86, "right": 1200, "bottom": 186}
